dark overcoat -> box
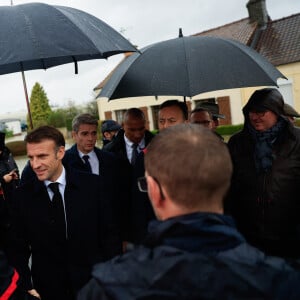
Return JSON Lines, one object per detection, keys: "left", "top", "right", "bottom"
{"left": 6, "top": 168, "right": 122, "bottom": 300}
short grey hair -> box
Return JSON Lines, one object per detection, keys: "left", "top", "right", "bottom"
{"left": 72, "top": 113, "right": 98, "bottom": 132}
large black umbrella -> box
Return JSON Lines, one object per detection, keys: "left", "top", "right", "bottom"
{"left": 98, "top": 34, "right": 285, "bottom": 100}
{"left": 0, "top": 2, "right": 137, "bottom": 128}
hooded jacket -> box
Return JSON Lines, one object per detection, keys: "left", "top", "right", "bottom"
{"left": 78, "top": 213, "right": 300, "bottom": 300}
{"left": 227, "top": 89, "right": 300, "bottom": 258}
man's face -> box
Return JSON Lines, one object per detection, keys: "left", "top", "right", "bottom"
{"left": 72, "top": 124, "right": 98, "bottom": 154}
{"left": 190, "top": 111, "right": 214, "bottom": 129}
{"left": 123, "top": 118, "right": 146, "bottom": 144}
{"left": 27, "top": 139, "right": 65, "bottom": 182}
{"left": 249, "top": 110, "right": 278, "bottom": 132}
{"left": 103, "top": 130, "right": 118, "bottom": 141}
{"left": 158, "top": 106, "right": 187, "bottom": 130}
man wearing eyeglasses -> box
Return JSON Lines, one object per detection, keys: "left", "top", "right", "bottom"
{"left": 78, "top": 124, "right": 300, "bottom": 300}
{"left": 190, "top": 107, "right": 214, "bottom": 129}
{"left": 227, "top": 88, "right": 300, "bottom": 259}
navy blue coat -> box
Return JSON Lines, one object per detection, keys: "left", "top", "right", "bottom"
{"left": 78, "top": 213, "right": 300, "bottom": 300}
{"left": 63, "top": 145, "right": 130, "bottom": 240}
{"left": 6, "top": 168, "right": 122, "bottom": 300}
{"left": 103, "top": 130, "right": 155, "bottom": 241}
{"left": 20, "top": 145, "right": 131, "bottom": 241}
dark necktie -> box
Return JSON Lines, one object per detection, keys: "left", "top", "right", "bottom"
{"left": 82, "top": 155, "right": 92, "bottom": 173}
{"left": 131, "top": 143, "right": 139, "bottom": 165}
{"left": 48, "top": 182, "right": 66, "bottom": 240}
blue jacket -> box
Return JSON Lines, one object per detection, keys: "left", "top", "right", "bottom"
{"left": 78, "top": 213, "right": 300, "bottom": 300}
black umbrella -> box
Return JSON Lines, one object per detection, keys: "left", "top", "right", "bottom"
{"left": 0, "top": 2, "right": 136, "bottom": 128}
{"left": 98, "top": 33, "right": 286, "bottom": 100}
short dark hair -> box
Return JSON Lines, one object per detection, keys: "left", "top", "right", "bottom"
{"left": 123, "top": 108, "right": 146, "bottom": 123}
{"left": 145, "top": 124, "right": 232, "bottom": 208}
{"left": 72, "top": 113, "right": 98, "bottom": 132}
{"left": 190, "top": 107, "right": 212, "bottom": 118}
{"left": 159, "top": 100, "right": 188, "bottom": 120}
{"left": 25, "top": 125, "right": 65, "bottom": 148}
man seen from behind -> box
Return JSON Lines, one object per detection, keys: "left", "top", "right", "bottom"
{"left": 78, "top": 124, "right": 300, "bottom": 299}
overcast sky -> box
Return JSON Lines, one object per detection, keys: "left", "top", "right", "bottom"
{"left": 0, "top": 0, "right": 299, "bottom": 115}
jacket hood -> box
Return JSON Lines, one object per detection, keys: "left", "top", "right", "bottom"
{"left": 243, "top": 88, "right": 285, "bottom": 119}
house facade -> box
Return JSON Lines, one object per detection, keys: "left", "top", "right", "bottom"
{"left": 95, "top": 1, "right": 300, "bottom": 130}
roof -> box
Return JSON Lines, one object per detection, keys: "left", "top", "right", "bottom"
{"left": 194, "top": 13, "right": 300, "bottom": 66}
{"left": 193, "top": 18, "right": 257, "bottom": 45}
{"left": 0, "top": 118, "right": 21, "bottom": 123}
{"left": 95, "top": 12, "right": 300, "bottom": 91}
{"left": 256, "top": 14, "right": 300, "bottom": 66}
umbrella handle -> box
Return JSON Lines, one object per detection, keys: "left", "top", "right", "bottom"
{"left": 21, "top": 70, "right": 34, "bottom": 130}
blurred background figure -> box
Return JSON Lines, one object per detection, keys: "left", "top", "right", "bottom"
{"left": 0, "top": 132, "right": 19, "bottom": 200}
{"left": 283, "top": 103, "right": 300, "bottom": 125}
{"left": 196, "top": 102, "right": 225, "bottom": 129}
{"left": 0, "top": 131, "right": 19, "bottom": 249}
{"left": 101, "top": 120, "right": 121, "bottom": 147}
{"left": 190, "top": 107, "right": 214, "bottom": 129}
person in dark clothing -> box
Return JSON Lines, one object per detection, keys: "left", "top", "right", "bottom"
{"left": 78, "top": 124, "right": 300, "bottom": 300}
{"left": 195, "top": 102, "right": 225, "bottom": 140}
{"left": 0, "top": 132, "right": 19, "bottom": 249}
{"left": 101, "top": 119, "right": 121, "bottom": 147}
{"left": 227, "top": 88, "right": 300, "bottom": 258}
{"left": 63, "top": 113, "right": 129, "bottom": 242}
{"left": 0, "top": 132, "right": 19, "bottom": 200}
{"left": 103, "top": 108, "right": 154, "bottom": 243}
{"left": 103, "top": 108, "right": 154, "bottom": 164}
{"left": 0, "top": 250, "right": 39, "bottom": 300}
{"left": 6, "top": 126, "right": 121, "bottom": 300}
{"left": 130, "top": 100, "right": 189, "bottom": 244}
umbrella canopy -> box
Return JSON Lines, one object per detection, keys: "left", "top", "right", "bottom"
{"left": 0, "top": 2, "right": 136, "bottom": 74}
{"left": 98, "top": 34, "right": 286, "bottom": 100}
{"left": 0, "top": 3, "right": 136, "bottom": 129}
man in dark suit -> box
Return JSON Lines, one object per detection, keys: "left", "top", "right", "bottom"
{"left": 103, "top": 108, "right": 154, "bottom": 164}
{"left": 63, "top": 113, "right": 129, "bottom": 242}
{"left": 6, "top": 126, "right": 121, "bottom": 300}
{"left": 103, "top": 108, "right": 154, "bottom": 243}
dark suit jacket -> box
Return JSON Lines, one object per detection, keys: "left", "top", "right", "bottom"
{"left": 6, "top": 168, "right": 122, "bottom": 300}
{"left": 103, "top": 129, "right": 154, "bottom": 163}
{"left": 103, "top": 130, "right": 155, "bottom": 242}
{"left": 63, "top": 145, "right": 130, "bottom": 240}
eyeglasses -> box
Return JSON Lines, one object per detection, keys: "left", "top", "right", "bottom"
{"left": 137, "top": 176, "right": 165, "bottom": 199}
{"left": 249, "top": 110, "right": 267, "bottom": 117}
{"left": 137, "top": 176, "right": 148, "bottom": 192}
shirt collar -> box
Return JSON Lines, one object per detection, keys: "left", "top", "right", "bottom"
{"left": 44, "top": 166, "right": 66, "bottom": 187}
{"left": 124, "top": 135, "right": 145, "bottom": 149}
{"left": 78, "top": 149, "right": 95, "bottom": 158}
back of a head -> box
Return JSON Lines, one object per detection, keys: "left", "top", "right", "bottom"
{"left": 72, "top": 113, "right": 98, "bottom": 132}
{"left": 25, "top": 125, "right": 65, "bottom": 147}
{"left": 159, "top": 100, "right": 188, "bottom": 121}
{"left": 145, "top": 124, "right": 232, "bottom": 209}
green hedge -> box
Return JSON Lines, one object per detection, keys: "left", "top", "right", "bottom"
{"left": 215, "top": 124, "right": 244, "bottom": 136}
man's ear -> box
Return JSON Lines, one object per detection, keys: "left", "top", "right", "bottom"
{"left": 71, "top": 131, "right": 76, "bottom": 139}
{"left": 147, "top": 176, "right": 164, "bottom": 209}
{"left": 56, "top": 146, "right": 65, "bottom": 160}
